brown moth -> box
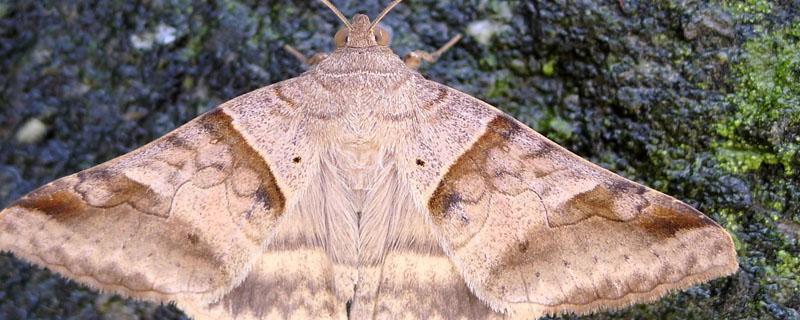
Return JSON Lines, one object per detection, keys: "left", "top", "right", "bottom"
{"left": 0, "top": 1, "right": 738, "bottom": 319}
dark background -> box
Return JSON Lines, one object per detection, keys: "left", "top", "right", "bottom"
{"left": 0, "top": 0, "right": 798, "bottom": 319}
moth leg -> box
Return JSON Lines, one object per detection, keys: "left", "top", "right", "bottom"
{"left": 283, "top": 45, "right": 329, "bottom": 66}
{"left": 404, "top": 34, "right": 463, "bottom": 69}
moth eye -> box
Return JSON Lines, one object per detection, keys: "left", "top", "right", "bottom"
{"left": 334, "top": 28, "right": 349, "bottom": 48}
{"left": 374, "top": 27, "right": 390, "bottom": 46}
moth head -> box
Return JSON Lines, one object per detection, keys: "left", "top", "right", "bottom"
{"left": 333, "top": 15, "right": 392, "bottom": 48}
{"left": 323, "top": 0, "right": 398, "bottom": 48}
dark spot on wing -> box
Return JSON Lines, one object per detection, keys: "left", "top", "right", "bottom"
{"left": 273, "top": 85, "right": 297, "bottom": 108}
{"left": 635, "top": 201, "right": 717, "bottom": 239}
{"left": 608, "top": 179, "right": 646, "bottom": 195}
{"left": 164, "top": 135, "right": 192, "bottom": 150}
{"left": 13, "top": 184, "right": 85, "bottom": 219}
{"left": 421, "top": 86, "right": 448, "bottom": 111}
{"left": 524, "top": 140, "right": 557, "bottom": 159}
{"left": 187, "top": 233, "right": 199, "bottom": 245}
{"left": 253, "top": 187, "right": 271, "bottom": 210}
{"left": 76, "top": 168, "right": 166, "bottom": 217}
{"left": 518, "top": 240, "right": 529, "bottom": 253}
{"left": 554, "top": 184, "right": 625, "bottom": 227}
{"left": 429, "top": 190, "right": 463, "bottom": 222}
{"left": 488, "top": 115, "right": 523, "bottom": 139}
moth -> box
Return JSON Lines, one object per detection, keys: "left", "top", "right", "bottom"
{"left": 0, "top": 0, "right": 738, "bottom": 319}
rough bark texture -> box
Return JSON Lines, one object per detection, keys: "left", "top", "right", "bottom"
{"left": 0, "top": 0, "right": 797, "bottom": 319}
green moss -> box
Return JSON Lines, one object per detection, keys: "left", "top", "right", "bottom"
{"left": 181, "top": 25, "right": 210, "bottom": 61}
{"left": 484, "top": 0, "right": 514, "bottom": 20}
{"left": 722, "top": 0, "right": 772, "bottom": 23}
{"left": 546, "top": 116, "right": 574, "bottom": 140}
{"left": 766, "top": 249, "right": 800, "bottom": 302}
{"left": 541, "top": 57, "right": 557, "bottom": 77}
{"left": 0, "top": 3, "right": 8, "bottom": 19}
{"left": 480, "top": 54, "right": 499, "bottom": 70}
{"left": 714, "top": 22, "right": 800, "bottom": 175}
{"left": 485, "top": 71, "right": 512, "bottom": 99}
{"left": 714, "top": 145, "right": 789, "bottom": 174}
{"left": 724, "top": 0, "right": 772, "bottom": 14}
{"left": 774, "top": 250, "right": 800, "bottom": 280}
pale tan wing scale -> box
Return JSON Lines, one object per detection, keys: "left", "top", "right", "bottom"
{"left": 0, "top": 81, "right": 346, "bottom": 319}
{"left": 407, "top": 80, "right": 739, "bottom": 319}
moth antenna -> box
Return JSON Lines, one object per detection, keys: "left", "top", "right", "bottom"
{"left": 320, "top": 0, "right": 352, "bottom": 29}
{"left": 370, "top": 0, "right": 402, "bottom": 31}
{"left": 432, "top": 34, "right": 463, "bottom": 58}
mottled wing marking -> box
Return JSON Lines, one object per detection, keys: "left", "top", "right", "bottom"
{"left": 270, "top": 75, "right": 345, "bottom": 121}
{"left": 351, "top": 248, "right": 502, "bottom": 320}
{"left": 349, "top": 161, "right": 503, "bottom": 319}
{"left": 418, "top": 85, "right": 448, "bottom": 111}
{"left": 184, "top": 164, "right": 354, "bottom": 320}
{"left": 189, "top": 248, "right": 346, "bottom": 320}
{"left": 419, "top": 86, "right": 738, "bottom": 318}
{"left": 272, "top": 84, "right": 298, "bottom": 109}
{"left": 0, "top": 106, "right": 286, "bottom": 308}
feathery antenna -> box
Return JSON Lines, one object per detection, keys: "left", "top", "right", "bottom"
{"left": 370, "top": 0, "right": 402, "bottom": 31}
{"left": 320, "top": 0, "right": 352, "bottom": 29}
